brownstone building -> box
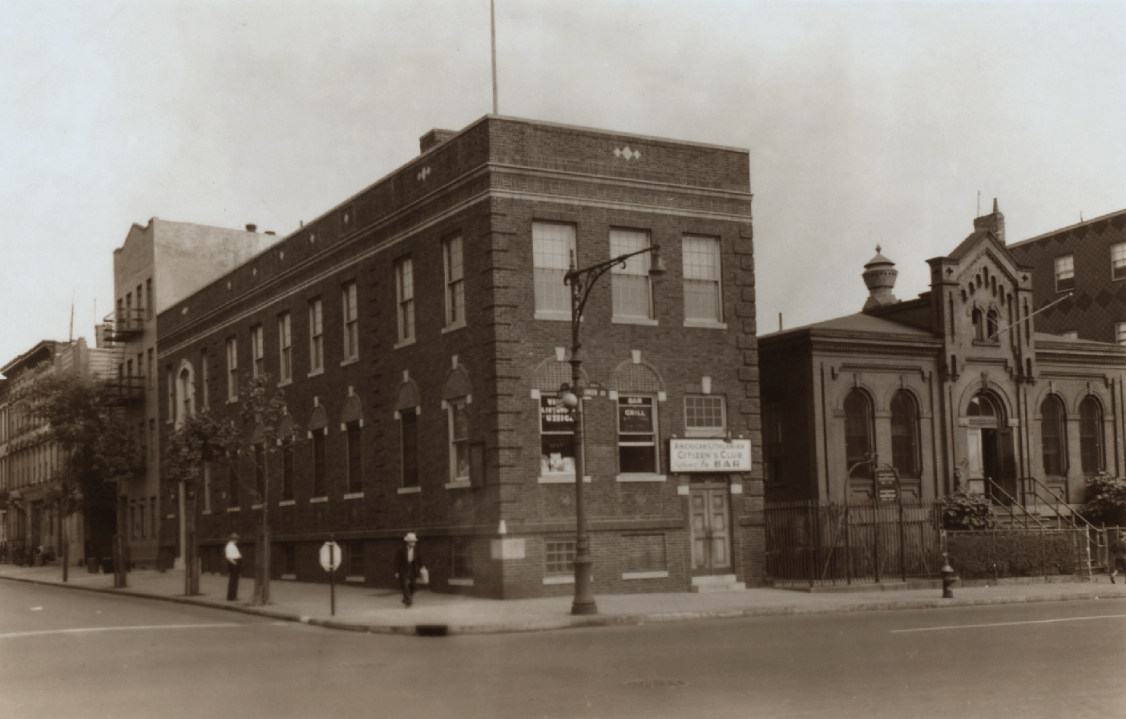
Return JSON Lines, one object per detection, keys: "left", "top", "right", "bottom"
{"left": 157, "top": 115, "right": 763, "bottom": 598}
{"left": 1007, "top": 207, "right": 1126, "bottom": 346}
{"left": 760, "top": 203, "right": 1126, "bottom": 510}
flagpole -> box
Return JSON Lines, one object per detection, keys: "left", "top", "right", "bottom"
{"left": 491, "top": 0, "right": 498, "bottom": 114}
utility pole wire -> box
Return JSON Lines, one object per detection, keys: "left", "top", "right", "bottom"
{"left": 989, "top": 292, "right": 1073, "bottom": 339}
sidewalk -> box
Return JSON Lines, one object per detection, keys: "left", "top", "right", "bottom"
{"left": 3, "top": 564, "right": 1124, "bottom": 636}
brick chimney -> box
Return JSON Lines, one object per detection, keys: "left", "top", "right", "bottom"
{"left": 973, "top": 198, "right": 1005, "bottom": 245}
{"left": 420, "top": 129, "right": 457, "bottom": 154}
{"left": 862, "top": 246, "right": 899, "bottom": 310}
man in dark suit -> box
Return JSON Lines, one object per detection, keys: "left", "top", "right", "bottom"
{"left": 393, "top": 532, "right": 425, "bottom": 606}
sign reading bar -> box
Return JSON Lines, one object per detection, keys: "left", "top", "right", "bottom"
{"left": 670, "top": 439, "right": 752, "bottom": 472}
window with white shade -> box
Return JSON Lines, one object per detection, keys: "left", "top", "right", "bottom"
{"left": 226, "top": 337, "right": 238, "bottom": 401}
{"left": 444, "top": 235, "right": 465, "bottom": 328}
{"left": 395, "top": 258, "right": 414, "bottom": 344}
{"left": 308, "top": 298, "right": 323, "bottom": 373}
{"left": 448, "top": 398, "right": 470, "bottom": 482}
{"left": 533, "top": 223, "right": 575, "bottom": 316}
{"left": 342, "top": 282, "right": 358, "bottom": 361}
{"left": 250, "top": 324, "right": 264, "bottom": 379}
{"left": 683, "top": 236, "right": 722, "bottom": 323}
{"left": 1112, "top": 242, "right": 1126, "bottom": 281}
{"left": 610, "top": 229, "right": 655, "bottom": 320}
{"left": 1055, "top": 255, "right": 1074, "bottom": 292}
{"left": 278, "top": 312, "right": 292, "bottom": 383}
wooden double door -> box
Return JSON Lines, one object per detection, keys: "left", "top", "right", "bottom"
{"left": 689, "top": 486, "right": 732, "bottom": 575}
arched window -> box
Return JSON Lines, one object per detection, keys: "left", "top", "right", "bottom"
{"left": 890, "top": 391, "right": 919, "bottom": 478}
{"left": 844, "top": 390, "right": 873, "bottom": 479}
{"left": 1040, "top": 395, "right": 1066, "bottom": 476}
{"left": 972, "top": 308, "right": 985, "bottom": 341}
{"left": 1079, "top": 396, "right": 1103, "bottom": 475}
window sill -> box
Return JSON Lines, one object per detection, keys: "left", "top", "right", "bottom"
{"left": 226, "top": 398, "right": 238, "bottom": 405}
{"left": 616, "top": 473, "right": 666, "bottom": 483}
{"left": 543, "top": 575, "right": 574, "bottom": 585}
{"left": 251, "top": 503, "right": 263, "bottom": 510}
{"left": 278, "top": 378, "right": 292, "bottom": 388}
{"left": 397, "top": 486, "right": 421, "bottom": 495}
{"left": 538, "top": 474, "right": 592, "bottom": 484}
{"left": 345, "top": 576, "right": 364, "bottom": 583}
{"left": 307, "top": 368, "right": 324, "bottom": 378}
{"left": 279, "top": 499, "right": 295, "bottom": 507}
{"left": 534, "top": 310, "right": 571, "bottom": 322}
{"left": 226, "top": 507, "right": 240, "bottom": 513}
{"left": 281, "top": 573, "right": 296, "bottom": 580}
{"left": 394, "top": 337, "right": 416, "bottom": 350}
{"left": 448, "top": 577, "right": 474, "bottom": 587}
{"left": 612, "top": 317, "right": 659, "bottom": 327}
{"left": 683, "top": 319, "right": 727, "bottom": 330}
{"left": 684, "top": 430, "right": 726, "bottom": 439}
{"left": 622, "top": 570, "right": 669, "bottom": 580}
{"left": 445, "top": 480, "right": 472, "bottom": 490}
{"left": 441, "top": 320, "right": 466, "bottom": 335}
{"left": 202, "top": 510, "right": 211, "bottom": 515}
{"left": 340, "top": 357, "right": 359, "bottom": 367}
{"left": 343, "top": 492, "right": 364, "bottom": 500}
{"left": 310, "top": 496, "right": 328, "bottom": 504}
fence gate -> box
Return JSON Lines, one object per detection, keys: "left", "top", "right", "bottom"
{"left": 765, "top": 500, "right": 942, "bottom": 588}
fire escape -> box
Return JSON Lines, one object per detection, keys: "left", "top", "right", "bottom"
{"left": 101, "top": 307, "right": 146, "bottom": 472}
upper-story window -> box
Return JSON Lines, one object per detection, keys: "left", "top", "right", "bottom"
{"left": 684, "top": 395, "right": 725, "bottom": 438}
{"left": 532, "top": 222, "right": 574, "bottom": 317}
{"left": 1112, "top": 242, "right": 1126, "bottom": 281}
{"left": 225, "top": 336, "right": 238, "bottom": 401}
{"left": 308, "top": 298, "right": 324, "bottom": 374}
{"left": 400, "top": 408, "right": 419, "bottom": 488}
{"left": 346, "top": 420, "right": 363, "bottom": 494}
{"left": 1055, "top": 255, "right": 1075, "bottom": 292}
{"left": 250, "top": 324, "right": 264, "bottom": 379}
{"left": 395, "top": 258, "right": 415, "bottom": 344}
{"left": 540, "top": 395, "right": 576, "bottom": 476}
{"left": 342, "top": 282, "right": 359, "bottom": 362}
{"left": 610, "top": 229, "right": 655, "bottom": 321}
{"left": 277, "top": 312, "right": 292, "bottom": 384}
{"left": 146, "top": 279, "right": 154, "bottom": 320}
{"left": 448, "top": 398, "right": 470, "bottom": 483}
{"left": 444, "top": 234, "right": 465, "bottom": 328}
{"left": 986, "top": 310, "right": 1000, "bottom": 340}
{"left": 1117, "top": 321, "right": 1126, "bottom": 347}
{"left": 683, "top": 236, "right": 722, "bottom": 324}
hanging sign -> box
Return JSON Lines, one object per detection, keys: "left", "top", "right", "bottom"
{"left": 670, "top": 439, "right": 752, "bottom": 472}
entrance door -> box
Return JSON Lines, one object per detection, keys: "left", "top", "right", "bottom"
{"left": 689, "top": 487, "right": 731, "bottom": 575}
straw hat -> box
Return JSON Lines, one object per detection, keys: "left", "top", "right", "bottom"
{"left": 403, "top": 532, "right": 418, "bottom": 543}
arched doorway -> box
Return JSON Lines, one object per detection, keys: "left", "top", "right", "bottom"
{"left": 965, "top": 392, "right": 1017, "bottom": 503}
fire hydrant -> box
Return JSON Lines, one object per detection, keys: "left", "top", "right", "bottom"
{"left": 941, "top": 554, "right": 957, "bottom": 598}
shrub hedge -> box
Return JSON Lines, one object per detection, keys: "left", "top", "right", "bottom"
{"left": 946, "top": 532, "right": 1079, "bottom": 579}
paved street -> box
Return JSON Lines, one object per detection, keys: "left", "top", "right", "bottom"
{"left": 2, "top": 580, "right": 1123, "bottom": 719}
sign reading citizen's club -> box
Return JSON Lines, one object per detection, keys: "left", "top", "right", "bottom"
{"left": 669, "top": 439, "right": 752, "bottom": 472}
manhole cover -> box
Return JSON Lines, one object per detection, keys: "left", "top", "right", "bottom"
{"left": 624, "top": 679, "right": 687, "bottom": 689}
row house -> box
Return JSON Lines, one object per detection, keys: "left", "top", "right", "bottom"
{"left": 157, "top": 115, "right": 764, "bottom": 598}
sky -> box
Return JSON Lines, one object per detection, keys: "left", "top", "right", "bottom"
{"left": 1, "top": 0, "right": 1123, "bottom": 373}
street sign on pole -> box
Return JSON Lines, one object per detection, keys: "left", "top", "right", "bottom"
{"left": 320, "top": 541, "right": 341, "bottom": 616}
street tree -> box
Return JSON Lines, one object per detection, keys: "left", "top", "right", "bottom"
{"left": 163, "top": 410, "right": 239, "bottom": 596}
{"left": 24, "top": 365, "right": 136, "bottom": 586}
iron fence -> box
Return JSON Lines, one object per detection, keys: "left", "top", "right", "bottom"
{"left": 765, "top": 500, "right": 943, "bottom": 588}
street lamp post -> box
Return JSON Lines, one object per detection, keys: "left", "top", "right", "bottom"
{"left": 559, "top": 245, "right": 663, "bottom": 615}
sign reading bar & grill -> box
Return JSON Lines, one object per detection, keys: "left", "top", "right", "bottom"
{"left": 669, "top": 439, "right": 752, "bottom": 472}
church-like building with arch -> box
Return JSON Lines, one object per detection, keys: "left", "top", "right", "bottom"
{"left": 759, "top": 203, "right": 1126, "bottom": 509}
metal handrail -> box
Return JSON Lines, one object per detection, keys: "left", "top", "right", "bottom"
{"left": 1021, "top": 476, "right": 1099, "bottom": 533}
{"left": 983, "top": 477, "right": 1048, "bottom": 529}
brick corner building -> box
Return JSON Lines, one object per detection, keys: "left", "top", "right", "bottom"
{"left": 157, "top": 115, "right": 762, "bottom": 598}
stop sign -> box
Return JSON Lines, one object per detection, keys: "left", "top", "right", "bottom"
{"left": 319, "top": 541, "right": 342, "bottom": 572}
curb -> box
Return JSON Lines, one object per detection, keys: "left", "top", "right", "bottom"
{"left": 3, "top": 573, "right": 1122, "bottom": 636}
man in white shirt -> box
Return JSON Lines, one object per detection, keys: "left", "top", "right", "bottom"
{"left": 225, "top": 533, "right": 242, "bottom": 601}
{"left": 393, "top": 533, "right": 425, "bottom": 607}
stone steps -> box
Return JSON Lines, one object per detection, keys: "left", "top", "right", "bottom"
{"left": 690, "top": 574, "right": 746, "bottom": 593}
